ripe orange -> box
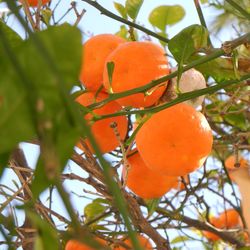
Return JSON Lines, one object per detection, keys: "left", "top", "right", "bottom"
{"left": 203, "top": 210, "right": 240, "bottom": 241}
{"left": 103, "top": 41, "right": 170, "bottom": 108}
{"left": 136, "top": 103, "right": 213, "bottom": 176}
{"left": 76, "top": 92, "right": 128, "bottom": 153}
{"left": 124, "top": 152, "right": 177, "bottom": 199}
{"left": 225, "top": 155, "right": 248, "bottom": 170}
{"left": 113, "top": 235, "right": 153, "bottom": 249}
{"left": 219, "top": 209, "right": 240, "bottom": 228}
{"left": 65, "top": 239, "right": 105, "bottom": 250}
{"left": 79, "top": 34, "right": 126, "bottom": 91}
{"left": 202, "top": 215, "right": 223, "bottom": 241}
{"left": 21, "top": 0, "right": 50, "bottom": 7}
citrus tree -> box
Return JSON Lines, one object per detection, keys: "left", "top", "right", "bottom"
{"left": 0, "top": 0, "right": 250, "bottom": 249}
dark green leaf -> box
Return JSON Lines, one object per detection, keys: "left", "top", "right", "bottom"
{"left": 125, "top": 0, "right": 144, "bottom": 20}
{"left": 107, "top": 61, "right": 115, "bottom": 86}
{"left": 114, "top": 2, "right": 127, "bottom": 19}
{"left": 193, "top": 56, "right": 246, "bottom": 82}
{"left": 28, "top": 211, "right": 59, "bottom": 250}
{"left": 145, "top": 198, "right": 160, "bottom": 217}
{"left": 149, "top": 5, "right": 185, "bottom": 31}
{"left": 168, "top": 24, "right": 208, "bottom": 64}
{"left": 0, "top": 21, "right": 22, "bottom": 55}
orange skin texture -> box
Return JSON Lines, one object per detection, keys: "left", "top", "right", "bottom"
{"left": 136, "top": 103, "right": 213, "bottom": 176}
{"left": 21, "top": 0, "right": 50, "bottom": 7}
{"left": 103, "top": 41, "right": 170, "bottom": 108}
{"left": 65, "top": 239, "right": 104, "bottom": 250}
{"left": 80, "top": 34, "right": 126, "bottom": 91}
{"left": 225, "top": 155, "right": 248, "bottom": 170}
{"left": 203, "top": 210, "right": 240, "bottom": 242}
{"left": 76, "top": 92, "right": 128, "bottom": 153}
{"left": 114, "top": 235, "right": 153, "bottom": 250}
{"left": 219, "top": 209, "right": 240, "bottom": 228}
{"left": 124, "top": 152, "right": 177, "bottom": 199}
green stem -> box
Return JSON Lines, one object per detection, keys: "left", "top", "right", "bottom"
{"left": 78, "top": 117, "right": 143, "bottom": 250}
{"left": 225, "top": 0, "right": 250, "bottom": 20}
{"left": 82, "top": 0, "right": 169, "bottom": 43}
{"left": 193, "top": 0, "right": 213, "bottom": 47}
{"left": 92, "top": 73, "right": 250, "bottom": 121}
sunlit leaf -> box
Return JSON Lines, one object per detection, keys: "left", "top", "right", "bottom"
{"left": 168, "top": 24, "right": 208, "bottom": 64}
{"left": 125, "top": 0, "right": 144, "bottom": 20}
{"left": 114, "top": 2, "right": 127, "bottom": 19}
{"left": 149, "top": 5, "right": 185, "bottom": 31}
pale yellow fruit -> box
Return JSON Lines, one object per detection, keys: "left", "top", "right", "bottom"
{"left": 171, "top": 67, "right": 207, "bottom": 108}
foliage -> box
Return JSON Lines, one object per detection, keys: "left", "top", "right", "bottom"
{"left": 0, "top": 0, "right": 249, "bottom": 250}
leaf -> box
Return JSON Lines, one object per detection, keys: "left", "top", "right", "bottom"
{"left": 115, "top": 25, "right": 129, "bottom": 40}
{"left": 145, "top": 198, "right": 160, "bottom": 217}
{"left": 171, "top": 236, "right": 190, "bottom": 244}
{"left": 0, "top": 21, "right": 22, "bottom": 55}
{"left": 149, "top": 5, "right": 185, "bottom": 32}
{"left": 0, "top": 22, "right": 35, "bottom": 155}
{"left": 107, "top": 61, "right": 115, "bottom": 85}
{"left": 15, "top": 24, "right": 83, "bottom": 197}
{"left": 84, "top": 199, "right": 109, "bottom": 225}
{"left": 28, "top": 211, "right": 59, "bottom": 250}
{"left": 0, "top": 152, "right": 10, "bottom": 177}
{"left": 193, "top": 55, "right": 247, "bottom": 82}
{"left": 168, "top": 24, "right": 208, "bottom": 64}
{"left": 41, "top": 8, "right": 52, "bottom": 26}
{"left": 224, "top": 108, "right": 249, "bottom": 131}
{"left": 114, "top": 2, "right": 127, "bottom": 19}
{"left": 125, "top": 0, "right": 144, "bottom": 20}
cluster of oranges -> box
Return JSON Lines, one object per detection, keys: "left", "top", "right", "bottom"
{"left": 65, "top": 234, "right": 153, "bottom": 250}
{"left": 76, "top": 33, "right": 213, "bottom": 200}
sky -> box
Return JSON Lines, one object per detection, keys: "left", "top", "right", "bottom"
{"left": 0, "top": 1, "right": 243, "bottom": 250}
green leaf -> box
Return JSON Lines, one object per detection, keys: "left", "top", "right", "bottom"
{"left": 0, "top": 152, "right": 10, "bottom": 177}
{"left": 114, "top": 2, "right": 127, "bottom": 19}
{"left": 0, "top": 24, "right": 35, "bottom": 154}
{"left": 15, "top": 24, "right": 83, "bottom": 197}
{"left": 149, "top": 5, "right": 185, "bottom": 32}
{"left": 28, "top": 211, "right": 59, "bottom": 250}
{"left": 193, "top": 56, "right": 246, "bottom": 82}
{"left": 125, "top": 0, "right": 144, "bottom": 20}
{"left": 224, "top": 107, "right": 249, "bottom": 131}
{"left": 41, "top": 9, "right": 52, "bottom": 26}
{"left": 238, "top": 247, "right": 250, "bottom": 250}
{"left": 115, "top": 25, "right": 130, "bottom": 40}
{"left": 168, "top": 24, "right": 208, "bottom": 64}
{"left": 0, "top": 21, "right": 22, "bottom": 55}
{"left": 84, "top": 199, "right": 109, "bottom": 225}
{"left": 145, "top": 198, "right": 160, "bottom": 217}
{"left": 171, "top": 236, "right": 190, "bottom": 244}
{"left": 107, "top": 61, "right": 115, "bottom": 86}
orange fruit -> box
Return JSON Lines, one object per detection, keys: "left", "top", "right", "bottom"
{"left": 80, "top": 34, "right": 126, "bottom": 91}
{"left": 202, "top": 216, "right": 222, "bottom": 241}
{"left": 123, "top": 152, "right": 177, "bottom": 199}
{"left": 65, "top": 238, "right": 106, "bottom": 250}
{"left": 219, "top": 209, "right": 240, "bottom": 228}
{"left": 103, "top": 41, "right": 170, "bottom": 108}
{"left": 76, "top": 92, "right": 128, "bottom": 153}
{"left": 203, "top": 210, "right": 240, "bottom": 242}
{"left": 136, "top": 103, "right": 213, "bottom": 176}
{"left": 225, "top": 155, "right": 248, "bottom": 170}
{"left": 21, "top": 0, "right": 50, "bottom": 7}
{"left": 113, "top": 235, "right": 153, "bottom": 249}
